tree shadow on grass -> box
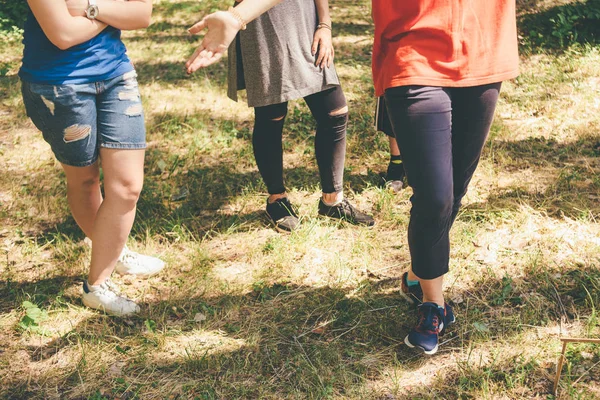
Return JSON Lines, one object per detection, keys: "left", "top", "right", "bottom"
{"left": 4, "top": 262, "right": 600, "bottom": 398}
{"left": 465, "top": 135, "right": 600, "bottom": 221}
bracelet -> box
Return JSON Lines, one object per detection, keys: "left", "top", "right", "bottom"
{"left": 228, "top": 7, "right": 247, "bottom": 30}
{"left": 317, "top": 22, "right": 332, "bottom": 31}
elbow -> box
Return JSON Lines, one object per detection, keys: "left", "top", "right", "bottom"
{"left": 139, "top": 14, "right": 152, "bottom": 29}
{"left": 49, "top": 32, "right": 81, "bottom": 50}
{"left": 53, "top": 37, "right": 76, "bottom": 51}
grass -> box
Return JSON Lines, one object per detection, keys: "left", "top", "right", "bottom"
{"left": 1, "top": 0, "right": 600, "bottom": 398}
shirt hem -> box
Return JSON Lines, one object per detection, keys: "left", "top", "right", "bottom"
{"left": 19, "top": 61, "right": 134, "bottom": 86}
{"left": 247, "top": 83, "right": 340, "bottom": 108}
{"left": 375, "top": 69, "right": 519, "bottom": 97}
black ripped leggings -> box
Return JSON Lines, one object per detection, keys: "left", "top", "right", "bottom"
{"left": 253, "top": 85, "right": 348, "bottom": 195}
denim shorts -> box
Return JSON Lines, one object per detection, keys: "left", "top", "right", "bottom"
{"left": 21, "top": 70, "right": 146, "bottom": 167}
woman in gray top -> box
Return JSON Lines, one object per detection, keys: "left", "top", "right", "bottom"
{"left": 227, "top": 0, "right": 374, "bottom": 231}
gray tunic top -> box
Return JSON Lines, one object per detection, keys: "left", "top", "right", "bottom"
{"left": 227, "top": 0, "right": 340, "bottom": 108}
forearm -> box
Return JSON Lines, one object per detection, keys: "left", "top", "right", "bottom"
{"left": 28, "top": 0, "right": 107, "bottom": 50}
{"left": 58, "top": 18, "right": 108, "bottom": 48}
{"left": 314, "top": 0, "right": 331, "bottom": 25}
{"left": 93, "top": 0, "right": 152, "bottom": 30}
{"left": 231, "top": 0, "right": 282, "bottom": 25}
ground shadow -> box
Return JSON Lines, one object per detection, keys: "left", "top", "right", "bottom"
{"left": 3, "top": 261, "right": 600, "bottom": 398}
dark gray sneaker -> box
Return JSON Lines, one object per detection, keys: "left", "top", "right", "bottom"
{"left": 266, "top": 198, "right": 300, "bottom": 232}
{"left": 317, "top": 198, "right": 375, "bottom": 226}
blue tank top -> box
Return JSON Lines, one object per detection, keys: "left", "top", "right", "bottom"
{"left": 19, "top": 11, "right": 133, "bottom": 85}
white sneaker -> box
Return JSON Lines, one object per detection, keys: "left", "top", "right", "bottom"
{"left": 82, "top": 279, "right": 140, "bottom": 316}
{"left": 115, "top": 246, "right": 165, "bottom": 277}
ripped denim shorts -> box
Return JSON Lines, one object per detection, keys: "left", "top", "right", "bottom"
{"left": 21, "top": 70, "right": 146, "bottom": 167}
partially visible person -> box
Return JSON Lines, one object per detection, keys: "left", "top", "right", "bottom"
{"left": 375, "top": 96, "right": 405, "bottom": 192}
{"left": 183, "top": 0, "right": 520, "bottom": 357}
{"left": 373, "top": 1, "right": 519, "bottom": 354}
{"left": 20, "top": 0, "right": 163, "bottom": 316}
{"left": 224, "top": 0, "right": 374, "bottom": 232}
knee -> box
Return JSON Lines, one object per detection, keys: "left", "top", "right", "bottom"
{"left": 329, "top": 105, "right": 348, "bottom": 117}
{"left": 255, "top": 104, "right": 288, "bottom": 125}
{"left": 67, "top": 173, "right": 100, "bottom": 193}
{"left": 414, "top": 191, "right": 454, "bottom": 220}
{"left": 314, "top": 105, "right": 348, "bottom": 135}
{"left": 105, "top": 179, "right": 143, "bottom": 208}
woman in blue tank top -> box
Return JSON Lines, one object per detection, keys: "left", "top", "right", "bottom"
{"left": 20, "top": 0, "right": 163, "bottom": 316}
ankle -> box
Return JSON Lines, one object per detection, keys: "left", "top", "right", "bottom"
{"left": 268, "top": 193, "right": 288, "bottom": 204}
{"left": 422, "top": 297, "right": 445, "bottom": 308}
{"left": 322, "top": 191, "right": 343, "bottom": 206}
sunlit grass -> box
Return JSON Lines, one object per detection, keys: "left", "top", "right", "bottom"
{"left": 1, "top": 0, "right": 600, "bottom": 398}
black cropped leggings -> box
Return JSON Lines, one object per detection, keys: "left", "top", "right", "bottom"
{"left": 252, "top": 85, "right": 348, "bottom": 195}
{"left": 384, "top": 83, "right": 502, "bottom": 280}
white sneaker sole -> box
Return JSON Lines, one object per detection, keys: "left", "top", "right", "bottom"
{"left": 404, "top": 335, "right": 438, "bottom": 355}
{"left": 82, "top": 295, "right": 140, "bottom": 317}
{"left": 114, "top": 261, "right": 165, "bottom": 277}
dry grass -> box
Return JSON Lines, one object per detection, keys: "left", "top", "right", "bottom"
{"left": 1, "top": 1, "right": 600, "bottom": 399}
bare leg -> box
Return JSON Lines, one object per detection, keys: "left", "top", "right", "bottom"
{"left": 389, "top": 136, "right": 400, "bottom": 157}
{"left": 61, "top": 162, "right": 102, "bottom": 237}
{"left": 87, "top": 148, "right": 145, "bottom": 285}
{"left": 409, "top": 269, "right": 444, "bottom": 306}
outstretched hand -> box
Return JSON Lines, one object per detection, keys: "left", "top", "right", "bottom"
{"left": 185, "top": 11, "right": 241, "bottom": 73}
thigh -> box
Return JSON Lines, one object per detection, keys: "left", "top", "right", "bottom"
{"left": 21, "top": 80, "right": 98, "bottom": 167}
{"left": 304, "top": 85, "right": 347, "bottom": 122}
{"left": 384, "top": 86, "right": 453, "bottom": 200}
{"left": 97, "top": 71, "right": 147, "bottom": 150}
{"left": 254, "top": 101, "right": 289, "bottom": 122}
{"left": 100, "top": 148, "right": 145, "bottom": 197}
{"left": 450, "top": 83, "right": 502, "bottom": 194}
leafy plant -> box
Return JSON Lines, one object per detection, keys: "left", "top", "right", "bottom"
{"left": 18, "top": 300, "right": 49, "bottom": 334}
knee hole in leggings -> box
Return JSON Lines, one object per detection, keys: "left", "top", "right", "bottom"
{"left": 271, "top": 115, "right": 286, "bottom": 121}
{"left": 328, "top": 105, "right": 348, "bottom": 117}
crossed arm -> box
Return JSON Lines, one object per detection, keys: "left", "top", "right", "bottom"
{"left": 27, "top": 0, "right": 152, "bottom": 50}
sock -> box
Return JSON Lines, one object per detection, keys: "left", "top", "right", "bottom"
{"left": 322, "top": 198, "right": 342, "bottom": 207}
{"left": 84, "top": 280, "right": 104, "bottom": 293}
{"left": 407, "top": 279, "right": 420, "bottom": 287}
{"left": 390, "top": 154, "right": 402, "bottom": 165}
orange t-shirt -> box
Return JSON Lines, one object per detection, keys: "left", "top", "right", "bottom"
{"left": 372, "top": 1, "right": 519, "bottom": 97}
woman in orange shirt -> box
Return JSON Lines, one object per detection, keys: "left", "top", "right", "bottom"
{"left": 372, "top": 1, "right": 519, "bottom": 354}
{"left": 186, "top": 0, "right": 519, "bottom": 355}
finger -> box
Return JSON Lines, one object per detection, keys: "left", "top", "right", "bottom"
{"left": 188, "top": 17, "right": 207, "bottom": 35}
{"left": 200, "top": 52, "right": 224, "bottom": 68}
{"left": 312, "top": 37, "right": 319, "bottom": 56}
{"left": 187, "top": 53, "right": 207, "bottom": 74}
{"left": 316, "top": 47, "right": 326, "bottom": 68}
{"left": 185, "top": 46, "right": 203, "bottom": 70}
{"left": 186, "top": 47, "right": 212, "bottom": 74}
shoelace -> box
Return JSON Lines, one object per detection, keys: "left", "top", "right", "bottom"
{"left": 339, "top": 199, "right": 356, "bottom": 219}
{"left": 280, "top": 199, "right": 298, "bottom": 218}
{"left": 119, "top": 251, "right": 145, "bottom": 267}
{"left": 415, "top": 306, "right": 441, "bottom": 334}
{"left": 93, "top": 279, "right": 120, "bottom": 299}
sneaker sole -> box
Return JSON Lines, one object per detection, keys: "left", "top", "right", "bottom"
{"left": 114, "top": 266, "right": 165, "bottom": 278}
{"left": 404, "top": 335, "right": 438, "bottom": 355}
{"left": 82, "top": 296, "right": 140, "bottom": 317}
{"left": 266, "top": 211, "right": 298, "bottom": 233}
{"left": 317, "top": 212, "right": 375, "bottom": 227}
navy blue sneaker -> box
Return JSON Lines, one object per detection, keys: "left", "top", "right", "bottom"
{"left": 404, "top": 302, "right": 456, "bottom": 355}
